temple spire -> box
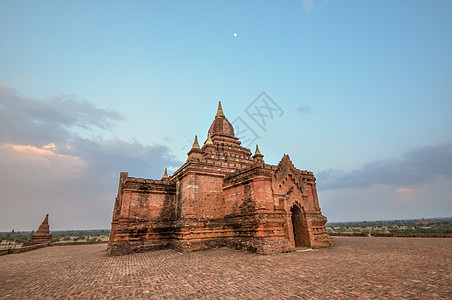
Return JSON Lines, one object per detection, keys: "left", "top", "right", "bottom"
{"left": 253, "top": 144, "right": 264, "bottom": 162}
{"left": 192, "top": 135, "right": 200, "bottom": 149}
{"left": 205, "top": 137, "right": 213, "bottom": 145}
{"left": 255, "top": 144, "right": 262, "bottom": 155}
{"left": 43, "top": 213, "right": 49, "bottom": 225}
{"left": 161, "top": 167, "right": 168, "bottom": 179}
{"left": 215, "top": 101, "right": 225, "bottom": 118}
{"left": 187, "top": 135, "right": 202, "bottom": 160}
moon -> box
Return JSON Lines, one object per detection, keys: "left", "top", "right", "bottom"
{"left": 233, "top": 33, "right": 238, "bottom": 37}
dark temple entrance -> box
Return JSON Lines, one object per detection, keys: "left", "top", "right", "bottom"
{"left": 291, "top": 205, "right": 310, "bottom": 247}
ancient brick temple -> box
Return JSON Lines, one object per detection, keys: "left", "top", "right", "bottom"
{"left": 108, "top": 102, "right": 333, "bottom": 255}
{"left": 23, "top": 214, "right": 52, "bottom": 246}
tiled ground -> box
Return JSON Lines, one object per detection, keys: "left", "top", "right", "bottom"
{"left": 0, "top": 237, "right": 450, "bottom": 299}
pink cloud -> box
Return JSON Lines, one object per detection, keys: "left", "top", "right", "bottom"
{"left": 0, "top": 143, "right": 88, "bottom": 179}
{"left": 8, "top": 143, "right": 59, "bottom": 158}
{"left": 396, "top": 187, "right": 413, "bottom": 193}
{"left": 395, "top": 187, "right": 426, "bottom": 203}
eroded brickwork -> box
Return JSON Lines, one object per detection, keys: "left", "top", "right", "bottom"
{"left": 23, "top": 214, "right": 52, "bottom": 247}
{"left": 108, "top": 102, "right": 333, "bottom": 255}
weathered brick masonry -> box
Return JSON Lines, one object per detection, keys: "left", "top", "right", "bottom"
{"left": 23, "top": 214, "right": 52, "bottom": 247}
{"left": 108, "top": 102, "right": 333, "bottom": 255}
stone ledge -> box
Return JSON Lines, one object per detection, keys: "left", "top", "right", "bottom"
{"left": 52, "top": 241, "right": 109, "bottom": 246}
{"left": 1, "top": 242, "right": 51, "bottom": 255}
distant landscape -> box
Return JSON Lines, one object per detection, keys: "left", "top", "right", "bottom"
{"left": 0, "top": 229, "right": 110, "bottom": 249}
{"left": 327, "top": 217, "right": 452, "bottom": 236}
{"left": 1, "top": 217, "right": 451, "bottom": 249}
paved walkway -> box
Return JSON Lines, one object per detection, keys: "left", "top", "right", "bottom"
{"left": 0, "top": 237, "right": 450, "bottom": 299}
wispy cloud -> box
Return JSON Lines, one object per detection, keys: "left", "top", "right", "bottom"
{"left": 296, "top": 105, "right": 312, "bottom": 114}
{"left": 6, "top": 143, "right": 69, "bottom": 159}
{"left": 317, "top": 143, "right": 452, "bottom": 190}
{"left": 300, "top": 0, "right": 314, "bottom": 13}
{"left": 396, "top": 187, "right": 413, "bottom": 194}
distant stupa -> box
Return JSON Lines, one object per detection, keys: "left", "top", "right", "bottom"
{"left": 415, "top": 218, "right": 430, "bottom": 225}
{"left": 23, "top": 214, "right": 52, "bottom": 247}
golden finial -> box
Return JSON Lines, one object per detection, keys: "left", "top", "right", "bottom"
{"left": 205, "top": 137, "right": 213, "bottom": 145}
{"left": 161, "top": 167, "right": 168, "bottom": 179}
{"left": 192, "top": 135, "right": 200, "bottom": 149}
{"left": 255, "top": 144, "right": 262, "bottom": 155}
{"left": 215, "top": 101, "right": 225, "bottom": 118}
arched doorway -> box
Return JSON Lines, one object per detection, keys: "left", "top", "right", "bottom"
{"left": 291, "top": 205, "right": 310, "bottom": 247}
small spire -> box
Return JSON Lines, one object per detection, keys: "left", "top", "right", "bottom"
{"left": 192, "top": 135, "right": 200, "bottom": 149}
{"left": 215, "top": 101, "right": 225, "bottom": 118}
{"left": 255, "top": 144, "right": 262, "bottom": 155}
{"left": 205, "top": 137, "right": 213, "bottom": 145}
{"left": 253, "top": 144, "right": 264, "bottom": 162}
{"left": 161, "top": 167, "right": 168, "bottom": 179}
{"left": 43, "top": 214, "right": 49, "bottom": 224}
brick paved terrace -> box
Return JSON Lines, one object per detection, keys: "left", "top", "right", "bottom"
{"left": 0, "top": 237, "right": 450, "bottom": 299}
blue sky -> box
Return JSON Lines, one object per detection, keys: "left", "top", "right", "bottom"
{"left": 0, "top": 0, "right": 451, "bottom": 230}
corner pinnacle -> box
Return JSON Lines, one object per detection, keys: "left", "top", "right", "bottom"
{"left": 215, "top": 101, "right": 225, "bottom": 118}
{"left": 192, "top": 135, "right": 200, "bottom": 149}
{"left": 161, "top": 167, "right": 168, "bottom": 179}
{"left": 205, "top": 137, "right": 213, "bottom": 145}
{"left": 255, "top": 144, "right": 262, "bottom": 155}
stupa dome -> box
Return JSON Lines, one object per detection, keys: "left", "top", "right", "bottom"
{"left": 207, "top": 101, "right": 235, "bottom": 138}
